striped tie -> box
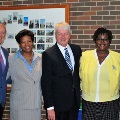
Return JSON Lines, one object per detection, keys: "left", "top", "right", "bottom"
{"left": 64, "top": 48, "right": 73, "bottom": 71}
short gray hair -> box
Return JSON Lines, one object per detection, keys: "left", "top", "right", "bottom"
{"left": 55, "top": 22, "right": 71, "bottom": 33}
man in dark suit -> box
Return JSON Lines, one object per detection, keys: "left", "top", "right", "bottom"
{"left": 0, "top": 23, "right": 9, "bottom": 120}
{"left": 41, "top": 22, "right": 82, "bottom": 120}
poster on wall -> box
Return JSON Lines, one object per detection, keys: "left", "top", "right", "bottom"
{"left": 0, "top": 5, "right": 69, "bottom": 54}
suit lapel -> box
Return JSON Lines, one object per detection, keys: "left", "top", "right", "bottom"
{"left": 54, "top": 43, "right": 73, "bottom": 73}
{"left": 55, "top": 44, "right": 66, "bottom": 63}
{"left": 69, "top": 44, "right": 77, "bottom": 71}
{"left": 15, "top": 58, "right": 35, "bottom": 81}
{"left": 17, "top": 57, "right": 41, "bottom": 82}
{"left": 31, "top": 57, "right": 42, "bottom": 82}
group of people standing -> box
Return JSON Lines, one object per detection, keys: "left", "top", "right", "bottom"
{"left": 0, "top": 21, "right": 119, "bottom": 120}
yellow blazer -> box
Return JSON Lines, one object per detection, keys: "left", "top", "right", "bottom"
{"left": 79, "top": 50, "right": 120, "bottom": 100}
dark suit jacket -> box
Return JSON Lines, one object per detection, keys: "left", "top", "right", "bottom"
{"left": 41, "top": 43, "right": 82, "bottom": 111}
{"left": 0, "top": 47, "right": 9, "bottom": 107}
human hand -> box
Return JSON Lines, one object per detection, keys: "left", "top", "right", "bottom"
{"left": 47, "top": 109, "right": 55, "bottom": 120}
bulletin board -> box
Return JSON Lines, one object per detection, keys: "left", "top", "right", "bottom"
{"left": 0, "top": 5, "right": 69, "bottom": 54}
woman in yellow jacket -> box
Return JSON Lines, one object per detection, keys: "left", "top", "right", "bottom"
{"left": 79, "top": 27, "right": 120, "bottom": 120}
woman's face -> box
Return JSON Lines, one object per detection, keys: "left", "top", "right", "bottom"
{"left": 96, "top": 33, "right": 110, "bottom": 52}
{"left": 19, "top": 35, "right": 34, "bottom": 53}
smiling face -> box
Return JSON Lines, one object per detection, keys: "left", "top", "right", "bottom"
{"left": 96, "top": 33, "right": 110, "bottom": 52}
{"left": 19, "top": 35, "right": 34, "bottom": 53}
{"left": 55, "top": 29, "right": 70, "bottom": 47}
{"left": 0, "top": 23, "right": 6, "bottom": 45}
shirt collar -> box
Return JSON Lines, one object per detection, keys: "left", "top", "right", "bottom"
{"left": 14, "top": 49, "right": 40, "bottom": 61}
{"left": 94, "top": 49, "right": 110, "bottom": 60}
{"left": 57, "top": 43, "right": 70, "bottom": 52}
{"left": 0, "top": 46, "right": 3, "bottom": 53}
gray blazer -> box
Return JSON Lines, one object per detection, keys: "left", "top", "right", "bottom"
{"left": 7, "top": 53, "right": 42, "bottom": 110}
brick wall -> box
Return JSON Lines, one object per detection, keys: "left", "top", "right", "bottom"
{"left": 1, "top": 0, "right": 120, "bottom": 120}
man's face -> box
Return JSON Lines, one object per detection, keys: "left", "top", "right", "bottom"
{"left": 55, "top": 29, "right": 70, "bottom": 47}
{"left": 0, "top": 24, "right": 6, "bottom": 45}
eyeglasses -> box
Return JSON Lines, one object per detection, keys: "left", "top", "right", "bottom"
{"left": 96, "top": 38, "right": 109, "bottom": 42}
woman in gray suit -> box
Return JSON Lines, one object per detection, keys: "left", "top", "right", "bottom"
{"left": 7, "top": 29, "right": 42, "bottom": 120}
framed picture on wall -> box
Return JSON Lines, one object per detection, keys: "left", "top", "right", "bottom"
{"left": 0, "top": 4, "right": 69, "bottom": 54}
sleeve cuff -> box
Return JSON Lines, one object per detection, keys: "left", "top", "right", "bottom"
{"left": 47, "top": 106, "right": 54, "bottom": 110}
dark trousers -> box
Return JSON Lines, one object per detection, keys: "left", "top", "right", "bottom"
{"left": 0, "top": 104, "right": 4, "bottom": 120}
{"left": 47, "top": 91, "right": 79, "bottom": 120}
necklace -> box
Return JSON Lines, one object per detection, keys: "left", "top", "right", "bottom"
{"left": 96, "top": 51, "right": 109, "bottom": 64}
{"left": 99, "top": 57, "right": 105, "bottom": 62}
{"left": 22, "top": 51, "right": 34, "bottom": 64}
